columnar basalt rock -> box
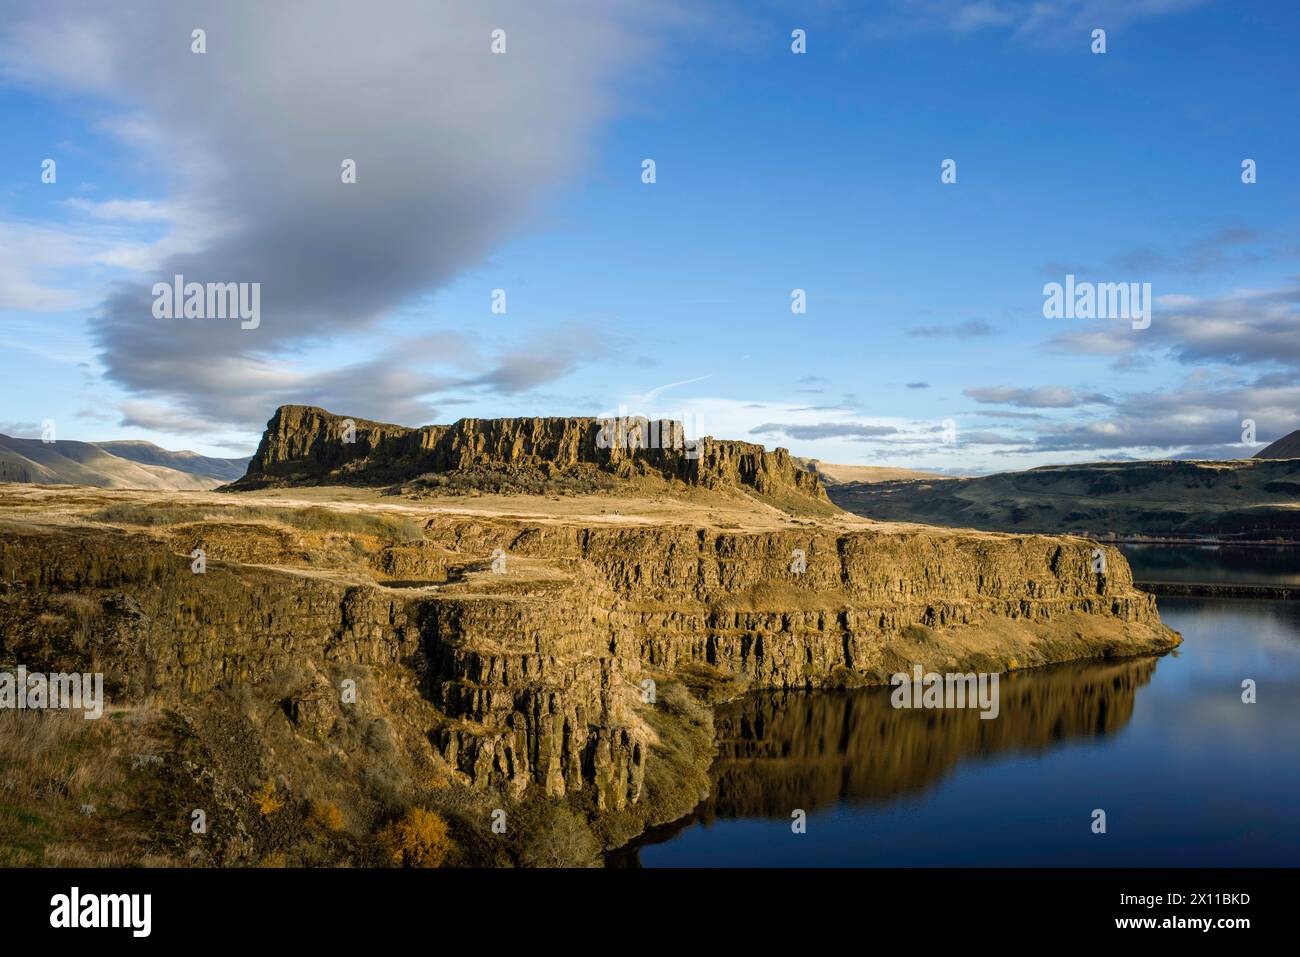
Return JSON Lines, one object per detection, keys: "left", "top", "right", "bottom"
{"left": 231, "top": 405, "right": 827, "bottom": 508}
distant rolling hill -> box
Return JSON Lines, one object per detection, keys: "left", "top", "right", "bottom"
{"left": 93, "top": 440, "right": 250, "bottom": 483}
{"left": 793, "top": 457, "right": 950, "bottom": 486}
{"left": 829, "top": 458, "right": 1300, "bottom": 542}
{"left": 0, "top": 434, "right": 250, "bottom": 490}
{"left": 1255, "top": 429, "right": 1300, "bottom": 459}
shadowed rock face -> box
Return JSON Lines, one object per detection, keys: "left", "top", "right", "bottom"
{"left": 230, "top": 405, "right": 828, "bottom": 507}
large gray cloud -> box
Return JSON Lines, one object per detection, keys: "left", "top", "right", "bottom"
{"left": 0, "top": 0, "right": 660, "bottom": 431}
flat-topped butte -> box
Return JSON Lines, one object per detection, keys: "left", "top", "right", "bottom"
{"left": 230, "top": 405, "right": 830, "bottom": 514}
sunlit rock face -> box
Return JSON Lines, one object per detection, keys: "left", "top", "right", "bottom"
{"left": 231, "top": 405, "right": 828, "bottom": 509}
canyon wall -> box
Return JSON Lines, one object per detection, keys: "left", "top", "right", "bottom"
{"left": 0, "top": 508, "right": 1177, "bottom": 826}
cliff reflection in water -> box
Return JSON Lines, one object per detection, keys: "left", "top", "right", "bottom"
{"left": 615, "top": 655, "right": 1161, "bottom": 865}
{"left": 703, "top": 657, "right": 1158, "bottom": 820}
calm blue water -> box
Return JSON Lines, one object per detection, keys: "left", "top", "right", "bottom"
{"left": 620, "top": 550, "right": 1300, "bottom": 866}
{"left": 1120, "top": 542, "right": 1300, "bottom": 586}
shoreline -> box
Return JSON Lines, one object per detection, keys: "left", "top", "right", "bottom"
{"left": 1135, "top": 580, "right": 1300, "bottom": 600}
{"left": 1099, "top": 537, "right": 1300, "bottom": 548}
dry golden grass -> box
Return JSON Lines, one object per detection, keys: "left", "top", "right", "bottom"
{"left": 87, "top": 500, "right": 425, "bottom": 542}
{"left": 0, "top": 708, "right": 144, "bottom": 866}
{"left": 794, "top": 459, "right": 954, "bottom": 485}
{"left": 0, "top": 709, "right": 118, "bottom": 797}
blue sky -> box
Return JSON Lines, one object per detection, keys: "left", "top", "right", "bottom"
{"left": 1, "top": 0, "right": 1298, "bottom": 471}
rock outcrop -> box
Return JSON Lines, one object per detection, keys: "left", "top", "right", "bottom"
{"left": 230, "top": 405, "right": 829, "bottom": 510}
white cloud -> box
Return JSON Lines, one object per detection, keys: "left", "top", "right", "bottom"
{"left": 0, "top": 220, "right": 105, "bottom": 311}
{"left": 61, "top": 198, "right": 174, "bottom": 222}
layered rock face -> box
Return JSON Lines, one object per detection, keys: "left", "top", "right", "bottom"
{"left": 0, "top": 520, "right": 653, "bottom": 814}
{"left": 416, "top": 515, "right": 1171, "bottom": 686}
{"left": 0, "top": 499, "right": 1177, "bottom": 824}
{"left": 421, "top": 581, "right": 648, "bottom": 811}
{"left": 232, "top": 405, "right": 827, "bottom": 508}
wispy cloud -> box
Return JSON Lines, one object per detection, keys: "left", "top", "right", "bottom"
{"left": 750, "top": 422, "right": 899, "bottom": 440}
{"left": 907, "top": 319, "right": 994, "bottom": 339}
{"left": 1040, "top": 225, "right": 1292, "bottom": 279}
{"left": 964, "top": 385, "right": 1112, "bottom": 408}
{"left": 1048, "top": 283, "right": 1300, "bottom": 370}
{"left": 863, "top": 0, "right": 1210, "bottom": 42}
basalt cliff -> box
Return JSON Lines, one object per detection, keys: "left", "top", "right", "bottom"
{"left": 231, "top": 405, "right": 830, "bottom": 513}
{"left": 0, "top": 407, "right": 1179, "bottom": 867}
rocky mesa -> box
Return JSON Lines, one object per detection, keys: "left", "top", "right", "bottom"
{"left": 230, "top": 404, "right": 830, "bottom": 513}
{"left": 0, "top": 407, "right": 1179, "bottom": 867}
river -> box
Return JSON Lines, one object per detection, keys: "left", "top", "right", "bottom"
{"left": 612, "top": 545, "right": 1300, "bottom": 866}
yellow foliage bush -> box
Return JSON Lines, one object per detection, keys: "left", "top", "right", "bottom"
{"left": 253, "top": 780, "right": 284, "bottom": 817}
{"left": 379, "top": 807, "right": 454, "bottom": 868}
